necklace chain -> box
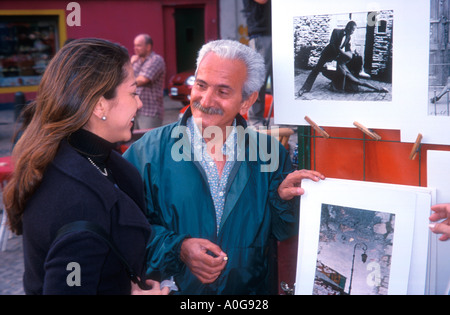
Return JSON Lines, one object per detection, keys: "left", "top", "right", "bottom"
{"left": 87, "top": 157, "right": 108, "bottom": 176}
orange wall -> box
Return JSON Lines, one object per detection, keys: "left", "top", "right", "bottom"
{"left": 311, "top": 127, "right": 450, "bottom": 187}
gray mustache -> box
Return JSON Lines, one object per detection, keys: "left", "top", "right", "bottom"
{"left": 192, "top": 101, "right": 224, "bottom": 116}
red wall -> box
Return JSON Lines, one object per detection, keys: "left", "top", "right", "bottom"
{"left": 0, "top": 0, "right": 219, "bottom": 104}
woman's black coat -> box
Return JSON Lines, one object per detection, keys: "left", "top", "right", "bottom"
{"left": 22, "top": 141, "right": 152, "bottom": 295}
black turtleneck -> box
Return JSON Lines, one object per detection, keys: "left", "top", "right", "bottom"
{"left": 67, "top": 128, "right": 116, "bottom": 181}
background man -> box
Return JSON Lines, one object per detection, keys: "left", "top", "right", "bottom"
{"left": 131, "top": 34, "right": 166, "bottom": 129}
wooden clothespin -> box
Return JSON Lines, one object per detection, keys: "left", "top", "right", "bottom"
{"left": 353, "top": 121, "right": 381, "bottom": 141}
{"left": 304, "top": 116, "right": 330, "bottom": 139}
{"left": 409, "top": 133, "right": 423, "bottom": 160}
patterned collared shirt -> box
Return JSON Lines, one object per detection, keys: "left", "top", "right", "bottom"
{"left": 132, "top": 52, "right": 166, "bottom": 118}
{"left": 187, "top": 117, "right": 237, "bottom": 233}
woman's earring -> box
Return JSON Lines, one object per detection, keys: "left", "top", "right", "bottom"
{"left": 102, "top": 116, "right": 107, "bottom": 121}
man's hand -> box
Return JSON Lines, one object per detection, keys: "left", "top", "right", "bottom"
{"left": 180, "top": 238, "right": 228, "bottom": 284}
{"left": 130, "top": 54, "right": 139, "bottom": 64}
{"left": 430, "top": 203, "right": 450, "bottom": 241}
{"left": 278, "top": 169, "right": 325, "bottom": 201}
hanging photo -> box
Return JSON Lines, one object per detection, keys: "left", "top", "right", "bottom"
{"left": 401, "top": 0, "right": 450, "bottom": 145}
{"left": 294, "top": 11, "right": 393, "bottom": 103}
{"left": 272, "top": 0, "right": 430, "bottom": 130}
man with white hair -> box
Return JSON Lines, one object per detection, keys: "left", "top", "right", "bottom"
{"left": 124, "top": 40, "right": 324, "bottom": 294}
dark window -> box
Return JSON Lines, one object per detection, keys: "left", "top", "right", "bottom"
{"left": 0, "top": 15, "right": 59, "bottom": 88}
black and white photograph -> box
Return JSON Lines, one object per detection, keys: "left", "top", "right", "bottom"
{"left": 273, "top": 0, "right": 429, "bottom": 130}
{"left": 401, "top": 0, "right": 450, "bottom": 145}
{"left": 294, "top": 11, "right": 393, "bottom": 102}
{"left": 428, "top": 0, "right": 450, "bottom": 116}
{"left": 314, "top": 204, "right": 395, "bottom": 295}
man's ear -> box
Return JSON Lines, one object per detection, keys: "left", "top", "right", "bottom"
{"left": 239, "top": 91, "right": 259, "bottom": 116}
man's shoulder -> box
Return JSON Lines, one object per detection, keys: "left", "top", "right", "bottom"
{"left": 124, "top": 122, "right": 181, "bottom": 168}
{"left": 331, "top": 28, "right": 342, "bottom": 36}
{"left": 131, "top": 122, "right": 180, "bottom": 148}
{"left": 147, "top": 52, "right": 165, "bottom": 64}
{"left": 139, "top": 53, "right": 165, "bottom": 73}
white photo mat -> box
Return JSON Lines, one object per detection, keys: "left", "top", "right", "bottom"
{"left": 272, "top": 0, "right": 430, "bottom": 130}
{"left": 401, "top": 1, "right": 450, "bottom": 145}
{"left": 296, "top": 178, "right": 433, "bottom": 295}
{"left": 427, "top": 150, "right": 450, "bottom": 294}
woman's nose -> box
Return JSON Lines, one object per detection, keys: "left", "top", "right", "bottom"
{"left": 137, "top": 95, "right": 143, "bottom": 110}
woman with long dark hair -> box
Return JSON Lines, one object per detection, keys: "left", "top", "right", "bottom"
{"left": 3, "top": 38, "right": 166, "bottom": 295}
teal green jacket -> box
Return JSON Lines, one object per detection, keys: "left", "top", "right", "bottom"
{"left": 123, "top": 109, "right": 298, "bottom": 294}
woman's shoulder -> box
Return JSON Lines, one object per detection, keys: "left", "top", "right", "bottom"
{"left": 45, "top": 141, "right": 119, "bottom": 206}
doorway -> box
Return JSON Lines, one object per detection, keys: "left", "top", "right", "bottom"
{"left": 174, "top": 8, "right": 205, "bottom": 73}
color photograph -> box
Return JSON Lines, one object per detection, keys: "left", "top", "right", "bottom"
{"left": 295, "top": 178, "right": 433, "bottom": 295}
{"left": 314, "top": 204, "right": 395, "bottom": 295}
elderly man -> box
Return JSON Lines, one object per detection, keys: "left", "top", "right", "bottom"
{"left": 124, "top": 40, "right": 324, "bottom": 294}
{"left": 131, "top": 34, "right": 166, "bottom": 129}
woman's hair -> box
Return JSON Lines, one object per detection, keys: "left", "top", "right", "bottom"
{"left": 195, "top": 39, "right": 266, "bottom": 100}
{"left": 4, "top": 38, "right": 130, "bottom": 235}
